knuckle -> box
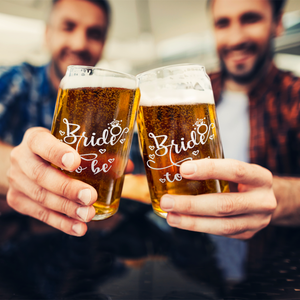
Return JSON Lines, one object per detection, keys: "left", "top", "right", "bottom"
{"left": 265, "top": 169, "right": 273, "bottom": 187}
{"left": 237, "top": 231, "right": 255, "bottom": 240}
{"left": 260, "top": 192, "right": 277, "bottom": 213}
{"left": 207, "top": 160, "right": 217, "bottom": 177}
{"left": 37, "top": 209, "right": 50, "bottom": 224}
{"left": 59, "top": 179, "right": 72, "bottom": 198}
{"left": 221, "top": 219, "right": 243, "bottom": 236}
{"left": 183, "top": 197, "right": 194, "bottom": 213}
{"left": 260, "top": 215, "right": 272, "bottom": 229}
{"left": 60, "top": 198, "right": 71, "bottom": 215}
{"left": 185, "top": 217, "right": 198, "bottom": 232}
{"left": 24, "top": 127, "right": 39, "bottom": 146}
{"left": 45, "top": 143, "right": 60, "bottom": 163}
{"left": 7, "top": 169, "right": 14, "bottom": 185}
{"left": 217, "top": 195, "right": 235, "bottom": 215}
{"left": 266, "top": 197, "right": 277, "bottom": 212}
{"left": 32, "top": 186, "right": 47, "bottom": 205}
{"left": 31, "top": 162, "right": 47, "bottom": 183}
{"left": 9, "top": 147, "right": 19, "bottom": 164}
{"left": 6, "top": 189, "right": 18, "bottom": 208}
{"left": 233, "top": 161, "right": 247, "bottom": 180}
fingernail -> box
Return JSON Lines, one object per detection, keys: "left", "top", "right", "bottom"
{"left": 78, "top": 189, "right": 91, "bottom": 205}
{"left": 168, "top": 214, "right": 181, "bottom": 225}
{"left": 72, "top": 223, "right": 82, "bottom": 235}
{"left": 76, "top": 206, "right": 89, "bottom": 222}
{"left": 160, "top": 195, "right": 174, "bottom": 211}
{"left": 62, "top": 152, "right": 75, "bottom": 169}
{"left": 181, "top": 162, "right": 197, "bottom": 175}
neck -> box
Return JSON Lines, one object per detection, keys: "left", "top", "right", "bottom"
{"left": 223, "top": 60, "right": 273, "bottom": 94}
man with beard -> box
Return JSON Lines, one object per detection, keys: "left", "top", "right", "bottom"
{"left": 0, "top": 0, "right": 117, "bottom": 236}
{"left": 160, "top": 0, "right": 300, "bottom": 240}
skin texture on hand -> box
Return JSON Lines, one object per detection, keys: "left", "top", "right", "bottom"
{"left": 160, "top": 159, "right": 277, "bottom": 240}
{"left": 7, "top": 127, "right": 99, "bottom": 236}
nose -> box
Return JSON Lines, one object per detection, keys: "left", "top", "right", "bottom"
{"left": 68, "top": 28, "right": 89, "bottom": 52}
{"left": 226, "top": 22, "right": 248, "bottom": 49}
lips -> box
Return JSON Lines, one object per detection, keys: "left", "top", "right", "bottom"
{"left": 227, "top": 50, "right": 254, "bottom": 64}
{"left": 60, "top": 49, "right": 92, "bottom": 67}
{"left": 222, "top": 42, "right": 256, "bottom": 58}
{"left": 63, "top": 55, "right": 91, "bottom": 66}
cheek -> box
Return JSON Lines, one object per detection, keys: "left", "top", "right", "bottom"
{"left": 214, "top": 31, "right": 228, "bottom": 53}
{"left": 48, "top": 34, "right": 67, "bottom": 55}
{"left": 90, "top": 42, "right": 104, "bottom": 59}
{"left": 245, "top": 24, "right": 272, "bottom": 48}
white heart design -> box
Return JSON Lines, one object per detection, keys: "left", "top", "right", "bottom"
{"left": 149, "top": 154, "right": 155, "bottom": 160}
{"left": 99, "top": 149, "right": 106, "bottom": 154}
{"left": 209, "top": 134, "right": 214, "bottom": 140}
{"left": 149, "top": 146, "right": 155, "bottom": 151}
{"left": 59, "top": 130, "right": 65, "bottom": 136}
{"left": 108, "top": 158, "right": 115, "bottom": 163}
{"left": 159, "top": 178, "right": 166, "bottom": 183}
{"left": 192, "top": 150, "right": 199, "bottom": 156}
{"left": 120, "top": 139, "right": 126, "bottom": 144}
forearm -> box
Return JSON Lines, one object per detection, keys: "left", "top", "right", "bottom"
{"left": 0, "top": 141, "right": 12, "bottom": 195}
{"left": 271, "top": 176, "right": 300, "bottom": 226}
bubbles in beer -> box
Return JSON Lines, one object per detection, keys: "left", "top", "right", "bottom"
{"left": 52, "top": 85, "right": 140, "bottom": 219}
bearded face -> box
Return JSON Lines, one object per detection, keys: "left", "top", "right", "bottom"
{"left": 212, "top": 0, "right": 280, "bottom": 84}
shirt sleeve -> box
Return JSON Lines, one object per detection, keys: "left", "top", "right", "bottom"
{"left": 0, "top": 64, "right": 30, "bottom": 144}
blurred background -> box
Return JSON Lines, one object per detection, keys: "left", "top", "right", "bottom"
{"left": 0, "top": 0, "right": 299, "bottom": 76}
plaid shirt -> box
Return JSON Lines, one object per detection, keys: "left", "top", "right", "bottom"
{"left": 0, "top": 63, "right": 57, "bottom": 146}
{"left": 210, "top": 64, "right": 300, "bottom": 176}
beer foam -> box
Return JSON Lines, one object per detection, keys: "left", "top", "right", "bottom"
{"left": 139, "top": 87, "right": 215, "bottom": 106}
{"left": 60, "top": 75, "right": 137, "bottom": 90}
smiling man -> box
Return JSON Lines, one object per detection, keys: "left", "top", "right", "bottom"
{"left": 46, "top": 0, "right": 109, "bottom": 90}
{"left": 212, "top": 0, "right": 284, "bottom": 89}
{"left": 0, "top": 0, "right": 112, "bottom": 236}
{"left": 160, "top": 0, "right": 300, "bottom": 239}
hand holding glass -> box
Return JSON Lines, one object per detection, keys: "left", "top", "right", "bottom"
{"left": 51, "top": 66, "right": 140, "bottom": 220}
{"left": 136, "top": 64, "right": 230, "bottom": 218}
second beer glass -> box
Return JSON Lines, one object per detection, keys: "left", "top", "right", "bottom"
{"left": 51, "top": 66, "right": 140, "bottom": 220}
{"left": 137, "top": 64, "right": 229, "bottom": 218}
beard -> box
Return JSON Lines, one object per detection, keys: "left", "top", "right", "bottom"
{"left": 52, "top": 59, "right": 65, "bottom": 82}
{"left": 51, "top": 48, "right": 95, "bottom": 81}
{"left": 219, "top": 38, "right": 274, "bottom": 84}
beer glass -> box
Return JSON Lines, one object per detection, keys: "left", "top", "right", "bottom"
{"left": 136, "top": 64, "right": 229, "bottom": 218}
{"left": 51, "top": 66, "right": 140, "bottom": 220}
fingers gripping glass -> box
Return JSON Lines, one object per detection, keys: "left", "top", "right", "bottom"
{"left": 51, "top": 66, "right": 140, "bottom": 220}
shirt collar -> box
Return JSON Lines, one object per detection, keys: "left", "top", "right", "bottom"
{"left": 210, "top": 63, "right": 280, "bottom": 104}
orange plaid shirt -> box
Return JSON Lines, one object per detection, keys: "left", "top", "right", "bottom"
{"left": 210, "top": 64, "right": 300, "bottom": 176}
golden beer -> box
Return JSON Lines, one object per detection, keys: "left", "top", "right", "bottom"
{"left": 51, "top": 66, "right": 140, "bottom": 220}
{"left": 137, "top": 64, "right": 229, "bottom": 218}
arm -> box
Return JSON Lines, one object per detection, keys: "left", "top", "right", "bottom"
{"left": 160, "top": 159, "right": 277, "bottom": 240}
{"left": 271, "top": 176, "right": 300, "bottom": 226}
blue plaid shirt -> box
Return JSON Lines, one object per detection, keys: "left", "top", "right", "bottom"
{"left": 0, "top": 63, "right": 57, "bottom": 146}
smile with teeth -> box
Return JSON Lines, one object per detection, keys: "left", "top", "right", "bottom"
{"left": 226, "top": 50, "right": 254, "bottom": 63}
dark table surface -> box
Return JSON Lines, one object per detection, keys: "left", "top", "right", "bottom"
{"left": 1, "top": 196, "right": 300, "bottom": 300}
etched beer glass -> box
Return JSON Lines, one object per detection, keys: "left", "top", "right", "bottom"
{"left": 51, "top": 66, "right": 140, "bottom": 220}
{"left": 136, "top": 64, "right": 229, "bottom": 218}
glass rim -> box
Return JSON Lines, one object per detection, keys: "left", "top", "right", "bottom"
{"left": 66, "top": 65, "right": 137, "bottom": 82}
{"left": 136, "top": 63, "right": 206, "bottom": 80}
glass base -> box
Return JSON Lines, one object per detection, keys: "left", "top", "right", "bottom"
{"left": 92, "top": 212, "right": 114, "bottom": 221}
{"left": 153, "top": 209, "right": 167, "bottom": 219}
